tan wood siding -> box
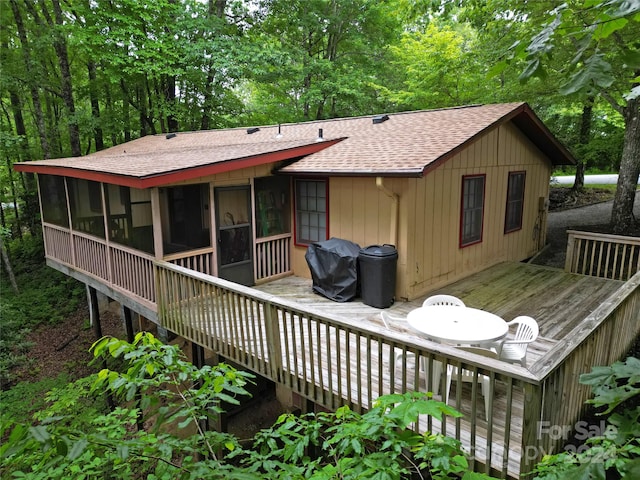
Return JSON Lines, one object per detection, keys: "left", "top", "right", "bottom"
{"left": 291, "top": 124, "right": 552, "bottom": 301}
{"left": 404, "top": 124, "right": 552, "bottom": 300}
{"left": 290, "top": 177, "right": 405, "bottom": 288}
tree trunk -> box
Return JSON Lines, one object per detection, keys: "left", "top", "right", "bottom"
{"left": 164, "top": 74, "right": 178, "bottom": 132}
{"left": 611, "top": 97, "right": 640, "bottom": 234}
{"left": 0, "top": 236, "right": 19, "bottom": 294}
{"left": 10, "top": 0, "right": 50, "bottom": 158}
{"left": 120, "top": 78, "right": 132, "bottom": 142}
{"left": 572, "top": 97, "right": 594, "bottom": 192}
{"left": 8, "top": 88, "right": 38, "bottom": 235}
{"left": 87, "top": 60, "right": 104, "bottom": 151}
{"left": 105, "top": 83, "right": 118, "bottom": 145}
{"left": 200, "top": 0, "right": 227, "bottom": 130}
{"left": 50, "top": 0, "right": 81, "bottom": 156}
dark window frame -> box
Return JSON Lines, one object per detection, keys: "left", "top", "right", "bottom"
{"left": 294, "top": 178, "right": 328, "bottom": 246}
{"left": 459, "top": 174, "right": 486, "bottom": 248}
{"left": 504, "top": 171, "right": 526, "bottom": 234}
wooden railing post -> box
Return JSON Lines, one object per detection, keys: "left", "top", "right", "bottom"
{"left": 564, "top": 231, "right": 576, "bottom": 273}
{"left": 264, "top": 302, "right": 283, "bottom": 382}
{"left": 520, "top": 382, "right": 543, "bottom": 476}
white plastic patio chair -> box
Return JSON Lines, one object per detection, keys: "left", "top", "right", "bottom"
{"left": 495, "top": 316, "right": 539, "bottom": 367}
{"left": 445, "top": 346, "right": 498, "bottom": 420}
{"left": 380, "top": 311, "right": 443, "bottom": 394}
{"left": 423, "top": 294, "right": 465, "bottom": 308}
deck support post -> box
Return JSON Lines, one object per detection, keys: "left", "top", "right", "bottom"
{"left": 88, "top": 285, "right": 115, "bottom": 410}
{"left": 123, "top": 305, "right": 135, "bottom": 343}
{"left": 88, "top": 286, "right": 102, "bottom": 338}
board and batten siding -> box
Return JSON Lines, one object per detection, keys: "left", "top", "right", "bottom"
{"left": 404, "top": 123, "right": 552, "bottom": 300}
{"left": 290, "top": 123, "right": 553, "bottom": 303}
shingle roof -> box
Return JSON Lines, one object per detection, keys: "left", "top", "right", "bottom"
{"left": 14, "top": 103, "right": 574, "bottom": 187}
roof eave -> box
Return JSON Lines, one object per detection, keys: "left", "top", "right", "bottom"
{"left": 508, "top": 104, "right": 577, "bottom": 165}
{"left": 276, "top": 169, "right": 424, "bottom": 178}
{"left": 14, "top": 140, "right": 343, "bottom": 188}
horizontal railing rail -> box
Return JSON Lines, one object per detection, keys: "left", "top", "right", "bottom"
{"left": 565, "top": 230, "right": 640, "bottom": 280}
{"left": 155, "top": 260, "right": 540, "bottom": 478}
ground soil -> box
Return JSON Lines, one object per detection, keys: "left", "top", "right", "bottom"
{"left": 10, "top": 186, "right": 640, "bottom": 438}
{"left": 12, "top": 307, "right": 125, "bottom": 385}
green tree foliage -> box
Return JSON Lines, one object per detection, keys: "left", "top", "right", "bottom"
{"left": 246, "top": 0, "right": 403, "bottom": 122}
{"left": 381, "top": 21, "right": 490, "bottom": 109}
{"left": 0, "top": 333, "right": 496, "bottom": 479}
{"left": 508, "top": 0, "right": 640, "bottom": 233}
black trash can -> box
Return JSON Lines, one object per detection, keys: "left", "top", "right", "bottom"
{"left": 358, "top": 244, "right": 398, "bottom": 308}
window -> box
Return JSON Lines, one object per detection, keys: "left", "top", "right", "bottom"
{"left": 505, "top": 172, "right": 526, "bottom": 233}
{"left": 295, "top": 179, "right": 327, "bottom": 245}
{"left": 460, "top": 175, "right": 485, "bottom": 247}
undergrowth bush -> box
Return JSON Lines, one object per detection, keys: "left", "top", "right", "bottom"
{"left": 0, "top": 333, "right": 494, "bottom": 480}
{"left": 533, "top": 357, "right": 640, "bottom": 479}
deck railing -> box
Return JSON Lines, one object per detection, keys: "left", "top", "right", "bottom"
{"left": 43, "top": 224, "right": 73, "bottom": 265}
{"left": 42, "top": 222, "right": 156, "bottom": 305}
{"left": 164, "top": 248, "right": 215, "bottom": 276}
{"left": 73, "top": 232, "right": 109, "bottom": 281}
{"left": 565, "top": 230, "right": 640, "bottom": 280}
{"left": 110, "top": 244, "right": 156, "bottom": 303}
{"left": 155, "top": 261, "right": 542, "bottom": 478}
{"left": 529, "top": 270, "right": 640, "bottom": 471}
{"left": 255, "top": 233, "right": 292, "bottom": 281}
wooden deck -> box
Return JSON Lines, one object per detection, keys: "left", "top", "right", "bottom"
{"left": 255, "top": 261, "right": 624, "bottom": 368}
{"left": 154, "top": 260, "right": 630, "bottom": 478}
{"left": 42, "top": 220, "right": 638, "bottom": 478}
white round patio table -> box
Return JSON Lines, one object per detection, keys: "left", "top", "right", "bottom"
{"left": 407, "top": 305, "right": 508, "bottom": 345}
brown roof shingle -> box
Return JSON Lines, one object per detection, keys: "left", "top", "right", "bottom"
{"left": 14, "top": 103, "right": 574, "bottom": 187}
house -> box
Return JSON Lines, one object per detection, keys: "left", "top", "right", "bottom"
{"left": 15, "top": 102, "right": 574, "bottom": 306}
{"left": 14, "top": 102, "right": 640, "bottom": 478}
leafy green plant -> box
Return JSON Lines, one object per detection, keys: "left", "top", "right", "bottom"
{"left": 1, "top": 333, "right": 497, "bottom": 479}
{"left": 532, "top": 357, "right": 640, "bottom": 479}
{"left": 234, "top": 392, "right": 482, "bottom": 480}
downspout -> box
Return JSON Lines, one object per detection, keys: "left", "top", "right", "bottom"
{"left": 376, "top": 177, "right": 398, "bottom": 247}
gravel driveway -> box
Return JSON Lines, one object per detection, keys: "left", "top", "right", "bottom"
{"left": 531, "top": 194, "right": 640, "bottom": 268}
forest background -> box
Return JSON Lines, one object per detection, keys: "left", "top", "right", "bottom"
{"left": 1, "top": 0, "right": 639, "bottom": 384}
{"left": 1, "top": 0, "right": 639, "bottom": 240}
